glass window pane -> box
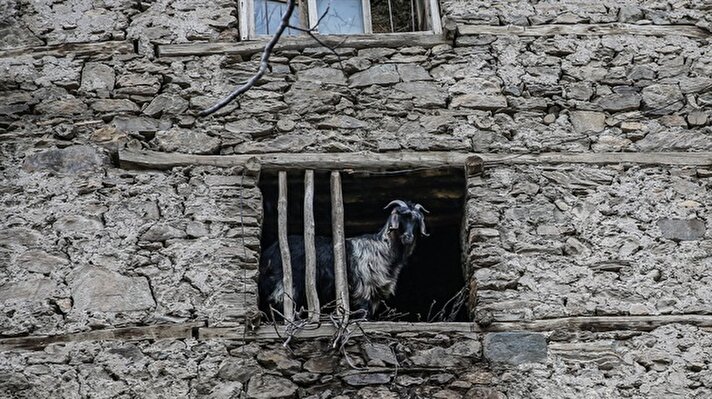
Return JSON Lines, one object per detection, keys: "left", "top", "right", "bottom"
{"left": 316, "top": 0, "right": 364, "bottom": 35}
{"left": 255, "top": 0, "right": 304, "bottom": 36}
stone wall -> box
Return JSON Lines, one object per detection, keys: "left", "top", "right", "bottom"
{"left": 2, "top": 0, "right": 712, "bottom": 397}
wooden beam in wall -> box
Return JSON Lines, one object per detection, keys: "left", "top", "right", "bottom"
{"left": 200, "top": 314, "right": 712, "bottom": 340}
{"left": 457, "top": 23, "right": 710, "bottom": 39}
{"left": 0, "top": 41, "right": 135, "bottom": 60}
{"left": 157, "top": 33, "right": 449, "bottom": 57}
{"left": 119, "top": 149, "right": 712, "bottom": 170}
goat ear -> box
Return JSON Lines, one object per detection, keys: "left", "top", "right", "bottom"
{"left": 388, "top": 212, "right": 400, "bottom": 230}
{"left": 419, "top": 218, "right": 429, "bottom": 237}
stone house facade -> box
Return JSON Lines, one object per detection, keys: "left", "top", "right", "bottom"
{"left": 1, "top": 0, "right": 712, "bottom": 397}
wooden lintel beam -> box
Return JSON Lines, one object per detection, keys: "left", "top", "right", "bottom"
{"left": 157, "top": 33, "right": 448, "bottom": 57}
{"left": 119, "top": 149, "right": 712, "bottom": 170}
{"left": 457, "top": 23, "right": 710, "bottom": 39}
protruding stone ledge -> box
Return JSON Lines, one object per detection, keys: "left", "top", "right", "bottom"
{"left": 457, "top": 23, "right": 710, "bottom": 39}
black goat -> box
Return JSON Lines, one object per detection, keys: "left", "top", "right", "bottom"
{"left": 258, "top": 200, "right": 429, "bottom": 320}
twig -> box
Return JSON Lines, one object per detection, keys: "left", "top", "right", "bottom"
{"left": 198, "top": 0, "right": 297, "bottom": 116}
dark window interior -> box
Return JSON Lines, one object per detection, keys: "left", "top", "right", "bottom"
{"left": 259, "top": 167, "right": 467, "bottom": 322}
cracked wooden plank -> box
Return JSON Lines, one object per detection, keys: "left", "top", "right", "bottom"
{"left": 0, "top": 322, "right": 204, "bottom": 351}
{"left": 0, "top": 41, "right": 134, "bottom": 59}
{"left": 457, "top": 23, "right": 710, "bottom": 39}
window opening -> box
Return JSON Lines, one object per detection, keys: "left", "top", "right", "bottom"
{"left": 258, "top": 167, "right": 468, "bottom": 322}
{"left": 243, "top": 0, "right": 441, "bottom": 39}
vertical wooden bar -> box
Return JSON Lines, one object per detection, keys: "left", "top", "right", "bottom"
{"left": 330, "top": 171, "right": 350, "bottom": 322}
{"left": 278, "top": 171, "right": 294, "bottom": 322}
{"left": 361, "top": 0, "right": 373, "bottom": 34}
{"left": 428, "top": 0, "right": 443, "bottom": 34}
{"left": 303, "top": 170, "right": 320, "bottom": 322}
{"left": 307, "top": 0, "right": 319, "bottom": 30}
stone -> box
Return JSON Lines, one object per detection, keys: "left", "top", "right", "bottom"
{"left": 234, "top": 134, "right": 316, "bottom": 153}
{"left": 570, "top": 111, "right": 605, "bottom": 133}
{"left": 35, "top": 97, "right": 88, "bottom": 116}
{"left": 23, "top": 145, "right": 109, "bottom": 174}
{"left": 343, "top": 57, "right": 372, "bottom": 73}
{"left": 641, "top": 84, "right": 684, "bottom": 115}
{"left": 15, "top": 250, "right": 68, "bottom": 275}
{"left": 343, "top": 373, "right": 392, "bottom": 386}
{"left": 80, "top": 63, "right": 115, "bottom": 96}
{"left": 620, "top": 121, "right": 643, "bottom": 132}
{"left": 141, "top": 223, "right": 186, "bottom": 242}
{"left": 362, "top": 343, "right": 398, "bottom": 366}
{"left": 53, "top": 215, "right": 103, "bottom": 233}
{"left": 112, "top": 116, "right": 170, "bottom": 133}
{"left": 142, "top": 93, "right": 189, "bottom": 117}
{"left": 597, "top": 93, "right": 641, "bottom": 112}
{"left": 297, "top": 67, "right": 347, "bottom": 85}
{"left": 225, "top": 119, "right": 273, "bottom": 138}
{"left": 206, "top": 382, "right": 243, "bottom": 399}
{"left": 257, "top": 350, "right": 302, "bottom": 373}
{"left": 356, "top": 387, "right": 399, "bottom": 399}
{"left": 483, "top": 332, "right": 547, "bottom": 365}
{"left": 0, "top": 279, "right": 59, "bottom": 303}
{"left": 154, "top": 128, "right": 221, "bottom": 154}
{"left": 634, "top": 130, "right": 712, "bottom": 151}
{"left": 91, "top": 99, "right": 139, "bottom": 113}
{"left": 68, "top": 266, "right": 155, "bottom": 312}
{"left": 218, "top": 359, "right": 260, "bottom": 382}
{"left": 303, "top": 357, "right": 337, "bottom": 374}
{"left": 246, "top": 374, "right": 298, "bottom": 399}
{"left": 450, "top": 78, "right": 507, "bottom": 110}
{"left": 395, "top": 81, "right": 448, "bottom": 108}
{"left": 349, "top": 64, "right": 400, "bottom": 87}
{"left": 657, "top": 219, "right": 706, "bottom": 241}
{"left": 564, "top": 237, "right": 591, "bottom": 256}
{"left": 688, "top": 111, "right": 708, "bottom": 126}
{"left": 410, "top": 347, "right": 465, "bottom": 368}
{"left": 397, "top": 64, "right": 431, "bottom": 82}
{"left": 396, "top": 375, "right": 425, "bottom": 387}
{"left": 318, "top": 115, "right": 368, "bottom": 129}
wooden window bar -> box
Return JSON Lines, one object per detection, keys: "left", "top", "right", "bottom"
{"left": 277, "top": 170, "right": 350, "bottom": 324}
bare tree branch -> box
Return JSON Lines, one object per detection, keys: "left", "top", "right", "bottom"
{"left": 198, "top": 0, "right": 298, "bottom": 117}
{"left": 199, "top": 1, "right": 344, "bottom": 117}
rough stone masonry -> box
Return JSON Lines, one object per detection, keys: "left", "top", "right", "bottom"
{"left": 1, "top": 0, "right": 712, "bottom": 397}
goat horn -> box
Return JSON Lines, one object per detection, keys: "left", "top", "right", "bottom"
{"left": 384, "top": 200, "right": 407, "bottom": 210}
{"left": 415, "top": 204, "right": 430, "bottom": 214}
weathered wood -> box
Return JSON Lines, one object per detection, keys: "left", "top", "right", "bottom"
{"left": 303, "top": 170, "right": 320, "bottom": 322}
{"left": 119, "top": 149, "right": 712, "bottom": 171}
{"left": 0, "top": 41, "right": 134, "bottom": 59}
{"left": 157, "top": 33, "right": 448, "bottom": 57}
{"left": 0, "top": 322, "right": 203, "bottom": 351}
{"left": 331, "top": 171, "right": 350, "bottom": 322}
{"left": 200, "top": 314, "right": 712, "bottom": 340}
{"left": 458, "top": 23, "right": 710, "bottom": 39}
{"left": 278, "top": 171, "right": 295, "bottom": 322}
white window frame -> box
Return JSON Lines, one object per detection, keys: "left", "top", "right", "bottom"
{"left": 239, "top": 0, "right": 442, "bottom": 40}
